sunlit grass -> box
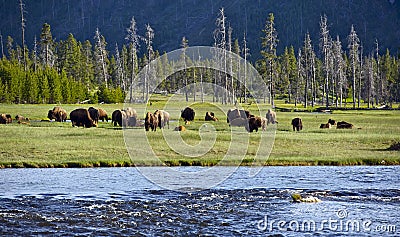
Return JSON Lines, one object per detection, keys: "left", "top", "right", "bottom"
{"left": 0, "top": 98, "right": 399, "bottom": 168}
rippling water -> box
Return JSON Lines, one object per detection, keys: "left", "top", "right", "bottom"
{"left": 0, "top": 166, "right": 399, "bottom": 236}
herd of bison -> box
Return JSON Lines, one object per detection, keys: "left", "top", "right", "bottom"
{"left": 0, "top": 106, "right": 355, "bottom": 132}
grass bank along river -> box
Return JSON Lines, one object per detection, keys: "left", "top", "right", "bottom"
{"left": 0, "top": 101, "right": 399, "bottom": 168}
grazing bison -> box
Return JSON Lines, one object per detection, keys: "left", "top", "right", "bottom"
{"left": 98, "top": 108, "right": 108, "bottom": 122}
{"left": 70, "top": 108, "right": 96, "bottom": 128}
{"left": 111, "top": 110, "right": 125, "bottom": 127}
{"left": 48, "top": 106, "right": 67, "bottom": 122}
{"left": 320, "top": 123, "right": 331, "bottom": 129}
{"left": 328, "top": 119, "right": 336, "bottom": 126}
{"left": 205, "top": 112, "right": 218, "bottom": 121}
{"left": 291, "top": 117, "right": 303, "bottom": 131}
{"left": 123, "top": 107, "right": 137, "bottom": 127}
{"left": 145, "top": 112, "right": 158, "bottom": 131}
{"left": 226, "top": 108, "right": 251, "bottom": 127}
{"left": 174, "top": 125, "right": 186, "bottom": 131}
{"left": 265, "top": 109, "right": 278, "bottom": 125}
{"left": 181, "top": 107, "right": 195, "bottom": 125}
{"left": 88, "top": 107, "right": 100, "bottom": 125}
{"left": 248, "top": 116, "right": 264, "bottom": 132}
{"left": 337, "top": 121, "right": 353, "bottom": 129}
{"left": 0, "top": 114, "right": 12, "bottom": 124}
{"left": 154, "top": 110, "right": 170, "bottom": 129}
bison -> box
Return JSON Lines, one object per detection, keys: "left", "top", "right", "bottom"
{"left": 111, "top": 110, "right": 125, "bottom": 127}
{"left": 205, "top": 112, "right": 218, "bottom": 121}
{"left": 145, "top": 112, "right": 158, "bottom": 131}
{"left": 291, "top": 117, "right": 303, "bottom": 131}
{"left": 328, "top": 119, "right": 336, "bottom": 126}
{"left": 174, "top": 125, "right": 186, "bottom": 131}
{"left": 15, "top": 115, "right": 29, "bottom": 122}
{"left": 48, "top": 106, "right": 67, "bottom": 122}
{"left": 88, "top": 107, "right": 100, "bottom": 125}
{"left": 70, "top": 108, "right": 96, "bottom": 128}
{"left": 181, "top": 107, "right": 195, "bottom": 125}
{"left": 337, "top": 121, "right": 353, "bottom": 129}
{"left": 123, "top": 107, "right": 137, "bottom": 127}
{"left": 226, "top": 108, "right": 250, "bottom": 127}
{"left": 0, "top": 114, "right": 12, "bottom": 124}
{"left": 265, "top": 109, "right": 278, "bottom": 125}
{"left": 320, "top": 123, "right": 331, "bottom": 129}
{"left": 154, "top": 110, "right": 170, "bottom": 129}
{"left": 98, "top": 108, "right": 108, "bottom": 122}
{"left": 248, "top": 116, "right": 264, "bottom": 133}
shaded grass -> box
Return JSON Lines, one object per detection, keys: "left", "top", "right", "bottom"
{"left": 0, "top": 100, "right": 399, "bottom": 168}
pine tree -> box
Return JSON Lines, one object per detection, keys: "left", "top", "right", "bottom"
{"left": 261, "top": 13, "right": 278, "bottom": 107}
{"left": 332, "top": 36, "right": 346, "bottom": 107}
{"left": 125, "top": 16, "right": 140, "bottom": 102}
{"left": 19, "top": 0, "right": 27, "bottom": 70}
{"left": 181, "top": 36, "right": 189, "bottom": 102}
{"left": 214, "top": 8, "right": 228, "bottom": 104}
{"left": 299, "top": 32, "right": 316, "bottom": 108}
{"left": 143, "top": 23, "right": 154, "bottom": 102}
{"left": 347, "top": 25, "right": 360, "bottom": 108}
{"left": 39, "top": 23, "right": 55, "bottom": 67}
{"left": 319, "top": 14, "right": 332, "bottom": 107}
{"left": 94, "top": 28, "right": 109, "bottom": 87}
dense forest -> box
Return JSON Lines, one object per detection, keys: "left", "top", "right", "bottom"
{"left": 0, "top": 0, "right": 399, "bottom": 107}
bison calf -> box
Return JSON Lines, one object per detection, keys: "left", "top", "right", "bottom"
{"left": 291, "top": 117, "right": 303, "bottom": 131}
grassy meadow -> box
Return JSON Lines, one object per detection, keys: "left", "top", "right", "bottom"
{"left": 0, "top": 97, "right": 399, "bottom": 168}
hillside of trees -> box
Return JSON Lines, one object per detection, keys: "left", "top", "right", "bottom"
{"left": 0, "top": 0, "right": 399, "bottom": 107}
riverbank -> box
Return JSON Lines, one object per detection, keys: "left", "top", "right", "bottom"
{"left": 0, "top": 102, "right": 399, "bottom": 168}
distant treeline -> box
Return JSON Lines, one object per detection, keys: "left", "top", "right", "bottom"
{"left": 0, "top": 11, "right": 399, "bottom": 107}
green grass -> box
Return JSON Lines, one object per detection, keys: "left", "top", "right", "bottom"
{"left": 0, "top": 97, "right": 399, "bottom": 168}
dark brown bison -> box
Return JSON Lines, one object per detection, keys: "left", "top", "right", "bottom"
{"left": 266, "top": 109, "right": 278, "bottom": 125}
{"left": 337, "top": 121, "right": 353, "bottom": 129}
{"left": 226, "top": 108, "right": 251, "bottom": 127}
{"left": 98, "top": 108, "right": 108, "bottom": 122}
{"left": 112, "top": 110, "right": 125, "bottom": 127}
{"left": 320, "top": 123, "right": 331, "bottom": 129}
{"left": 328, "top": 119, "right": 336, "bottom": 126}
{"left": 145, "top": 112, "right": 158, "bottom": 131}
{"left": 0, "top": 114, "right": 12, "bottom": 124}
{"left": 174, "top": 125, "right": 186, "bottom": 131}
{"left": 291, "top": 117, "right": 303, "bottom": 131}
{"left": 181, "top": 107, "right": 195, "bottom": 125}
{"left": 88, "top": 107, "right": 100, "bottom": 125}
{"left": 48, "top": 106, "right": 67, "bottom": 122}
{"left": 70, "top": 108, "right": 96, "bottom": 128}
{"left": 248, "top": 116, "right": 264, "bottom": 132}
{"left": 205, "top": 112, "right": 218, "bottom": 121}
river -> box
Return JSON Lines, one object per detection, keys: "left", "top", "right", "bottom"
{"left": 0, "top": 166, "right": 399, "bottom": 236}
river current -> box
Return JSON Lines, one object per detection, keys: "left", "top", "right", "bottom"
{"left": 0, "top": 166, "right": 399, "bottom": 236}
